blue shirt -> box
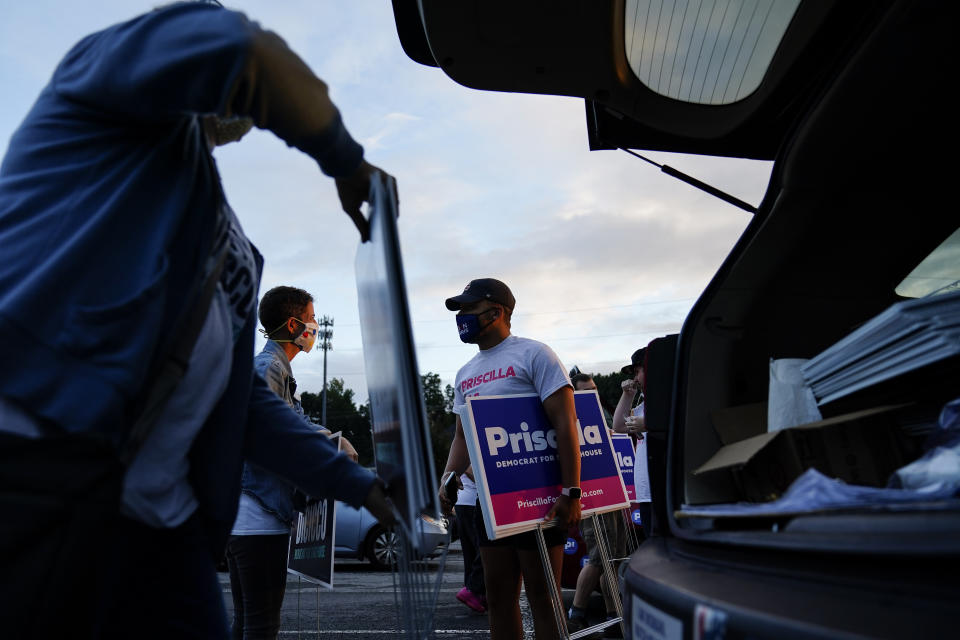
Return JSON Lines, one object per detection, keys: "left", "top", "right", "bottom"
{"left": 0, "top": 4, "right": 375, "bottom": 541}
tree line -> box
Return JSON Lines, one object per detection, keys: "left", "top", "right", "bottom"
{"left": 299, "top": 370, "right": 628, "bottom": 475}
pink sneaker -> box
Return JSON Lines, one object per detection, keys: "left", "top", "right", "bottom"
{"left": 456, "top": 587, "right": 487, "bottom": 613}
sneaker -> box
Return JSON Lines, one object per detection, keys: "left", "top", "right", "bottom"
{"left": 567, "top": 616, "right": 588, "bottom": 633}
{"left": 456, "top": 587, "right": 487, "bottom": 613}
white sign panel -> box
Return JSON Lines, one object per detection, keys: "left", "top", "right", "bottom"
{"left": 632, "top": 595, "right": 683, "bottom": 640}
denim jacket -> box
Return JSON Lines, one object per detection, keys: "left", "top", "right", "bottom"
{"left": 243, "top": 340, "right": 299, "bottom": 525}
{"left": 242, "top": 340, "right": 322, "bottom": 526}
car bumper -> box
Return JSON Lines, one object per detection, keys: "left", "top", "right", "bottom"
{"left": 622, "top": 537, "right": 955, "bottom": 639}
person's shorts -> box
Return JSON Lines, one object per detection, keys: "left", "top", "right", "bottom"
{"left": 473, "top": 500, "right": 566, "bottom": 550}
{"left": 581, "top": 509, "right": 628, "bottom": 566}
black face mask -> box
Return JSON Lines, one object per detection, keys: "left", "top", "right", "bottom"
{"left": 455, "top": 308, "right": 498, "bottom": 343}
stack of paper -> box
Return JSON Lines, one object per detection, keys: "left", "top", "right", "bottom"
{"left": 802, "top": 290, "right": 960, "bottom": 406}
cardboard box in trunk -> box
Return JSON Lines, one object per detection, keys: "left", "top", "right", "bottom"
{"left": 696, "top": 405, "right": 907, "bottom": 502}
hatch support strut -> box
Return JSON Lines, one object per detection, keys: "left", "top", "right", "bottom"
{"left": 621, "top": 148, "right": 758, "bottom": 214}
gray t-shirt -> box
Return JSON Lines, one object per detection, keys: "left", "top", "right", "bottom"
{"left": 122, "top": 204, "right": 258, "bottom": 527}
{"left": 453, "top": 334, "right": 571, "bottom": 418}
{"left": 0, "top": 204, "right": 257, "bottom": 529}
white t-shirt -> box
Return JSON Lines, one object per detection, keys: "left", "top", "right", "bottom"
{"left": 456, "top": 474, "right": 478, "bottom": 506}
{"left": 632, "top": 403, "right": 651, "bottom": 503}
{"left": 453, "top": 335, "right": 571, "bottom": 419}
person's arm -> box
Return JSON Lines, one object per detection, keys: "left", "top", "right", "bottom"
{"left": 438, "top": 415, "right": 470, "bottom": 514}
{"left": 55, "top": 7, "right": 276, "bottom": 127}
{"left": 258, "top": 363, "right": 364, "bottom": 475}
{"left": 542, "top": 386, "right": 581, "bottom": 527}
{"left": 304, "top": 417, "right": 358, "bottom": 463}
{"left": 55, "top": 3, "right": 386, "bottom": 235}
{"left": 338, "top": 436, "right": 359, "bottom": 463}
{"left": 244, "top": 374, "right": 382, "bottom": 512}
{"left": 612, "top": 378, "right": 640, "bottom": 433}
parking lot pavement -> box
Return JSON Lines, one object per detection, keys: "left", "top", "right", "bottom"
{"left": 219, "top": 542, "right": 491, "bottom": 638}
{"left": 219, "top": 541, "right": 591, "bottom": 638}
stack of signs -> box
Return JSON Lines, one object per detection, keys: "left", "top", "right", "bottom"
{"left": 610, "top": 433, "right": 636, "bottom": 502}
{"left": 463, "top": 390, "right": 630, "bottom": 539}
{"left": 355, "top": 171, "right": 439, "bottom": 534}
{"left": 287, "top": 433, "right": 340, "bottom": 588}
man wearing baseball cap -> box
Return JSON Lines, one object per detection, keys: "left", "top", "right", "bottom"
{"left": 439, "top": 278, "right": 581, "bottom": 640}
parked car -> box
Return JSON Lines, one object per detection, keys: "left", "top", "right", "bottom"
{"left": 335, "top": 500, "right": 449, "bottom": 570}
{"left": 392, "top": 1, "right": 958, "bottom": 637}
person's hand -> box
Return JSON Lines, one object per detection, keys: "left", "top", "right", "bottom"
{"left": 621, "top": 378, "right": 639, "bottom": 395}
{"left": 340, "top": 436, "right": 359, "bottom": 462}
{"left": 545, "top": 494, "right": 581, "bottom": 528}
{"left": 437, "top": 471, "right": 462, "bottom": 516}
{"left": 624, "top": 415, "right": 646, "bottom": 433}
{"left": 334, "top": 161, "right": 397, "bottom": 242}
{"left": 363, "top": 479, "right": 397, "bottom": 527}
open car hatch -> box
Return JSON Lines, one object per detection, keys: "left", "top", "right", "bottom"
{"left": 392, "top": 0, "right": 891, "bottom": 159}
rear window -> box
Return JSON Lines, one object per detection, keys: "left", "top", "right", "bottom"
{"left": 625, "top": 0, "right": 801, "bottom": 105}
{"left": 896, "top": 226, "right": 960, "bottom": 298}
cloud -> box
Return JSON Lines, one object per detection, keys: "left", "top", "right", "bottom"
{"left": 361, "top": 112, "right": 423, "bottom": 150}
{"left": 0, "top": 0, "right": 773, "bottom": 401}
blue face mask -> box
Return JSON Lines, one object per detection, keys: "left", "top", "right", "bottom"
{"left": 456, "top": 308, "right": 497, "bottom": 343}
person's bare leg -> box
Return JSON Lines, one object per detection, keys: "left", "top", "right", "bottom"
{"left": 480, "top": 546, "right": 523, "bottom": 640}
{"left": 517, "top": 544, "right": 564, "bottom": 640}
{"left": 572, "top": 562, "right": 602, "bottom": 609}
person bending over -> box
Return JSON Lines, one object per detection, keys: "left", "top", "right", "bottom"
{"left": 0, "top": 4, "right": 394, "bottom": 637}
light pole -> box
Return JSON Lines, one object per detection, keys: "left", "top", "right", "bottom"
{"left": 319, "top": 316, "right": 333, "bottom": 426}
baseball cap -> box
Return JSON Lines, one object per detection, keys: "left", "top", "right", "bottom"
{"left": 445, "top": 278, "right": 516, "bottom": 312}
{"left": 621, "top": 347, "right": 647, "bottom": 375}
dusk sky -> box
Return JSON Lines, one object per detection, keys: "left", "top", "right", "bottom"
{"left": 0, "top": 1, "right": 772, "bottom": 403}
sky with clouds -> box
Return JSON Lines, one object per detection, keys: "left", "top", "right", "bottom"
{"left": 0, "top": 1, "right": 772, "bottom": 403}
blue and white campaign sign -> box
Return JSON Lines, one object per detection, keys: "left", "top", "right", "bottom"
{"left": 464, "top": 390, "right": 630, "bottom": 539}
{"left": 610, "top": 433, "right": 636, "bottom": 502}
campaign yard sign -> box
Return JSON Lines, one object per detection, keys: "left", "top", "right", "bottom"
{"left": 464, "top": 390, "right": 629, "bottom": 540}
{"left": 287, "top": 434, "right": 340, "bottom": 588}
{"left": 610, "top": 433, "right": 637, "bottom": 502}
{"left": 355, "top": 171, "right": 439, "bottom": 535}
{"left": 287, "top": 496, "right": 336, "bottom": 588}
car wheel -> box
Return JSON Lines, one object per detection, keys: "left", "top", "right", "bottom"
{"left": 366, "top": 526, "right": 399, "bottom": 570}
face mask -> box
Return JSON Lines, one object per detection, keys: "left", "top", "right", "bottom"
{"left": 456, "top": 308, "right": 497, "bottom": 344}
{"left": 293, "top": 319, "right": 320, "bottom": 353}
{"left": 265, "top": 317, "right": 319, "bottom": 353}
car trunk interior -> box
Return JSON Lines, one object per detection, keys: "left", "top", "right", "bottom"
{"left": 391, "top": 0, "right": 958, "bottom": 553}
{"left": 673, "top": 0, "right": 958, "bottom": 551}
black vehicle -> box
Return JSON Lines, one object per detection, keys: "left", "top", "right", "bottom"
{"left": 392, "top": 1, "right": 958, "bottom": 637}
